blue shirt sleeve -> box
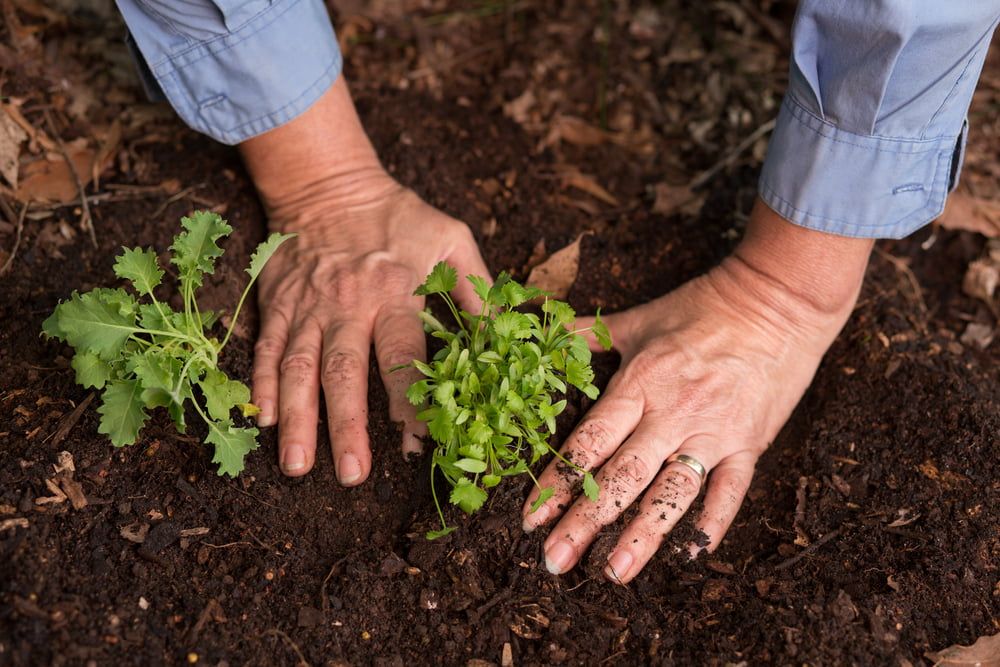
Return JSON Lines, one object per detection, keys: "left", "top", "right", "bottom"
{"left": 759, "top": 2, "right": 1000, "bottom": 239}
{"left": 115, "top": 0, "right": 342, "bottom": 145}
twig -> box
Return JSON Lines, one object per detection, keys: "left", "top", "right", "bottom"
{"left": 151, "top": 183, "right": 205, "bottom": 220}
{"left": 689, "top": 118, "right": 777, "bottom": 190}
{"left": 0, "top": 201, "right": 27, "bottom": 275}
{"left": 45, "top": 392, "right": 94, "bottom": 446}
{"left": 265, "top": 628, "right": 311, "bottom": 667}
{"left": 320, "top": 553, "right": 352, "bottom": 613}
{"left": 774, "top": 527, "right": 841, "bottom": 571}
{"left": 874, "top": 247, "right": 929, "bottom": 332}
{"left": 43, "top": 109, "right": 96, "bottom": 247}
{"left": 792, "top": 476, "right": 810, "bottom": 546}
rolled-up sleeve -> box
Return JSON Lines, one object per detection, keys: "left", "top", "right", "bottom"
{"left": 116, "top": 0, "right": 342, "bottom": 145}
{"left": 759, "top": 2, "right": 1000, "bottom": 239}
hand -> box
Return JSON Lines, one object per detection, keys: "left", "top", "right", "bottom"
{"left": 521, "top": 200, "right": 873, "bottom": 583}
{"left": 240, "top": 79, "right": 488, "bottom": 484}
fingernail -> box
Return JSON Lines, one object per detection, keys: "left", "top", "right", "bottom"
{"left": 257, "top": 401, "right": 275, "bottom": 427}
{"left": 544, "top": 540, "right": 575, "bottom": 575}
{"left": 604, "top": 550, "right": 634, "bottom": 583}
{"left": 338, "top": 454, "right": 363, "bottom": 485}
{"left": 281, "top": 445, "right": 306, "bottom": 473}
{"left": 522, "top": 504, "right": 550, "bottom": 533}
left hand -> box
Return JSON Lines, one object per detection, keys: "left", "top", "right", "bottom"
{"left": 521, "top": 200, "right": 872, "bottom": 583}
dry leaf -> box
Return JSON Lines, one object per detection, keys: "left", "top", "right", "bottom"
{"left": 0, "top": 108, "right": 27, "bottom": 188}
{"left": 960, "top": 322, "right": 994, "bottom": 350}
{"left": 557, "top": 166, "right": 618, "bottom": 206}
{"left": 938, "top": 190, "right": 1000, "bottom": 238}
{"left": 962, "top": 258, "right": 998, "bottom": 302}
{"left": 539, "top": 114, "right": 611, "bottom": 150}
{"left": 925, "top": 632, "right": 1000, "bottom": 666}
{"left": 503, "top": 89, "right": 536, "bottom": 125}
{"left": 16, "top": 140, "right": 95, "bottom": 204}
{"left": 651, "top": 181, "right": 704, "bottom": 217}
{"left": 526, "top": 233, "right": 589, "bottom": 299}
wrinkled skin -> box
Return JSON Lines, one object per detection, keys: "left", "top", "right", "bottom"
{"left": 240, "top": 79, "right": 872, "bottom": 583}
{"left": 522, "top": 202, "right": 871, "bottom": 583}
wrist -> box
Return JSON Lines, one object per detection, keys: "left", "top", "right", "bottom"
{"left": 713, "top": 198, "right": 873, "bottom": 330}
{"left": 239, "top": 77, "right": 401, "bottom": 231}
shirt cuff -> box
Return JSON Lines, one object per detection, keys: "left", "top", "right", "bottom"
{"left": 118, "top": 0, "right": 342, "bottom": 145}
{"left": 758, "top": 94, "right": 967, "bottom": 240}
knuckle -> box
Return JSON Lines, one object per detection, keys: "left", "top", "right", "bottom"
{"left": 663, "top": 465, "right": 702, "bottom": 496}
{"left": 568, "top": 420, "right": 613, "bottom": 464}
{"left": 614, "top": 453, "right": 652, "bottom": 485}
{"left": 379, "top": 343, "right": 423, "bottom": 370}
{"left": 254, "top": 337, "right": 286, "bottom": 359}
{"left": 279, "top": 353, "right": 316, "bottom": 376}
{"left": 321, "top": 351, "right": 365, "bottom": 384}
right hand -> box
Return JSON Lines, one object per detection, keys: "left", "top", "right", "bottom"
{"left": 239, "top": 78, "right": 488, "bottom": 485}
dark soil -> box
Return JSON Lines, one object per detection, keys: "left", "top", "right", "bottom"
{"left": 2, "top": 2, "right": 998, "bottom": 665}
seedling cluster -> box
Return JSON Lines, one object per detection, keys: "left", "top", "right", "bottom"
{"left": 43, "top": 211, "right": 293, "bottom": 476}
{"left": 408, "top": 262, "right": 611, "bottom": 538}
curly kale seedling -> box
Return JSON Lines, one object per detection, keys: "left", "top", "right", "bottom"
{"left": 407, "top": 262, "right": 612, "bottom": 539}
{"left": 42, "top": 211, "right": 293, "bottom": 476}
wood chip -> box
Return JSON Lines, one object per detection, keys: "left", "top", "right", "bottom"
{"left": 120, "top": 521, "right": 150, "bottom": 544}
{"left": 0, "top": 517, "right": 29, "bottom": 531}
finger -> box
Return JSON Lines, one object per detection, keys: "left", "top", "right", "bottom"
{"left": 602, "top": 444, "right": 722, "bottom": 584}
{"left": 373, "top": 299, "right": 429, "bottom": 456}
{"left": 542, "top": 420, "right": 668, "bottom": 575}
{"left": 446, "top": 227, "right": 491, "bottom": 313}
{"left": 521, "top": 378, "right": 643, "bottom": 532}
{"left": 321, "top": 321, "right": 373, "bottom": 487}
{"left": 251, "top": 309, "right": 290, "bottom": 428}
{"left": 689, "top": 450, "right": 755, "bottom": 557}
{"left": 276, "top": 318, "right": 323, "bottom": 476}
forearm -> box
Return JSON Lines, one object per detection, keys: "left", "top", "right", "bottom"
{"left": 239, "top": 78, "right": 399, "bottom": 224}
{"left": 713, "top": 199, "right": 873, "bottom": 332}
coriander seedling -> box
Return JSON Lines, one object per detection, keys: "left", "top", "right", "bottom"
{"left": 407, "top": 262, "right": 612, "bottom": 539}
{"left": 43, "top": 211, "right": 294, "bottom": 476}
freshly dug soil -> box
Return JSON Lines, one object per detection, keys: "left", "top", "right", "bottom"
{"left": 1, "top": 2, "right": 998, "bottom": 666}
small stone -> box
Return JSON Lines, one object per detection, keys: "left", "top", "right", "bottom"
{"left": 419, "top": 589, "right": 439, "bottom": 611}
{"left": 138, "top": 597, "right": 150, "bottom": 610}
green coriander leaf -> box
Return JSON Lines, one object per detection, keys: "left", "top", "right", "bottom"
{"left": 246, "top": 232, "right": 296, "bottom": 281}
{"left": 454, "top": 458, "right": 488, "bottom": 474}
{"left": 418, "top": 309, "right": 447, "bottom": 332}
{"left": 414, "top": 261, "right": 457, "bottom": 296}
{"left": 582, "top": 384, "right": 600, "bottom": 400}
{"left": 71, "top": 351, "right": 112, "bottom": 389}
{"left": 582, "top": 472, "right": 599, "bottom": 501}
{"left": 566, "top": 358, "right": 595, "bottom": 390}
{"left": 529, "top": 486, "right": 555, "bottom": 513}
{"left": 113, "top": 247, "right": 163, "bottom": 296}
{"left": 49, "top": 291, "right": 137, "bottom": 361}
{"left": 198, "top": 368, "right": 251, "bottom": 421}
{"left": 482, "top": 474, "right": 501, "bottom": 488}
{"left": 542, "top": 299, "right": 576, "bottom": 328}
{"left": 206, "top": 420, "right": 260, "bottom": 477}
{"left": 568, "top": 335, "right": 592, "bottom": 364}
{"left": 426, "top": 526, "right": 456, "bottom": 540}
{"left": 466, "top": 420, "right": 493, "bottom": 445}
{"left": 450, "top": 478, "right": 487, "bottom": 514}
{"left": 170, "top": 210, "right": 232, "bottom": 289}
{"left": 406, "top": 379, "right": 433, "bottom": 406}
{"left": 458, "top": 443, "right": 485, "bottom": 459}
{"left": 591, "top": 310, "right": 612, "bottom": 350}
{"left": 501, "top": 280, "right": 545, "bottom": 307}
{"left": 97, "top": 379, "right": 148, "bottom": 447}
{"left": 466, "top": 274, "right": 491, "bottom": 303}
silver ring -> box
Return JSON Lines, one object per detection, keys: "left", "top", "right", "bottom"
{"left": 666, "top": 453, "right": 707, "bottom": 485}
